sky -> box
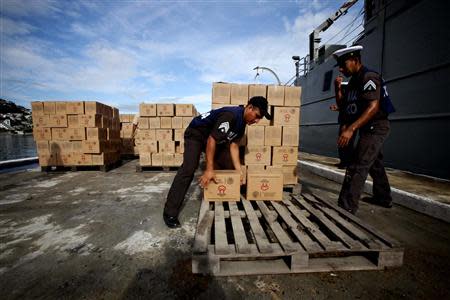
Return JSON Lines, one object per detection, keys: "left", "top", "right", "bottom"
{"left": 1, "top": 0, "right": 364, "bottom": 114}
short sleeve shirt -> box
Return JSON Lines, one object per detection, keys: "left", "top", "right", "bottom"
{"left": 188, "top": 106, "right": 246, "bottom": 144}
{"left": 341, "top": 66, "right": 386, "bottom": 125}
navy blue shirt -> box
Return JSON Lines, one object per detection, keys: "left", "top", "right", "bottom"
{"left": 188, "top": 106, "right": 246, "bottom": 144}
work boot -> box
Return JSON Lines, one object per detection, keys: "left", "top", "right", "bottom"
{"left": 361, "top": 196, "right": 393, "bottom": 208}
{"left": 163, "top": 213, "right": 181, "bottom": 228}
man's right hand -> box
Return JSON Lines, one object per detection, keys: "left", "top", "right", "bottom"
{"left": 198, "top": 169, "right": 217, "bottom": 188}
{"left": 334, "top": 75, "right": 343, "bottom": 88}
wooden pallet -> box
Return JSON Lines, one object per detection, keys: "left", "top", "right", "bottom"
{"left": 136, "top": 164, "right": 180, "bottom": 172}
{"left": 41, "top": 160, "right": 122, "bottom": 173}
{"left": 192, "top": 192, "right": 403, "bottom": 276}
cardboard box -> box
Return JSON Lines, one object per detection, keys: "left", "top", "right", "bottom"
{"left": 84, "top": 101, "right": 102, "bottom": 115}
{"left": 230, "top": 84, "right": 249, "bottom": 105}
{"left": 264, "top": 126, "right": 282, "bottom": 146}
{"left": 138, "top": 117, "right": 149, "bottom": 129}
{"left": 66, "top": 102, "right": 85, "bottom": 114}
{"left": 73, "top": 153, "right": 92, "bottom": 165}
{"left": 249, "top": 84, "right": 267, "bottom": 98}
{"left": 101, "top": 116, "right": 111, "bottom": 129}
{"left": 157, "top": 104, "right": 174, "bottom": 117}
{"left": 60, "top": 153, "right": 75, "bottom": 166}
{"left": 138, "top": 141, "right": 158, "bottom": 153}
{"left": 51, "top": 128, "right": 67, "bottom": 140}
{"left": 182, "top": 117, "right": 193, "bottom": 128}
{"left": 72, "top": 141, "right": 83, "bottom": 153}
{"left": 211, "top": 104, "right": 235, "bottom": 110}
{"left": 33, "top": 128, "right": 52, "bottom": 140}
{"left": 273, "top": 107, "right": 300, "bottom": 126}
{"left": 135, "top": 129, "right": 156, "bottom": 140}
{"left": 87, "top": 128, "right": 107, "bottom": 140}
{"left": 82, "top": 140, "right": 106, "bottom": 154}
{"left": 244, "top": 146, "right": 271, "bottom": 165}
{"left": 140, "top": 103, "right": 157, "bottom": 116}
{"left": 156, "top": 129, "right": 173, "bottom": 140}
{"left": 79, "top": 114, "right": 102, "bottom": 128}
{"left": 107, "top": 128, "right": 120, "bottom": 140}
{"left": 149, "top": 117, "right": 161, "bottom": 129}
{"left": 282, "top": 126, "right": 299, "bottom": 146}
{"left": 48, "top": 115, "right": 68, "bottom": 127}
{"left": 284, "top": 86, "right": 301, "bottom": 107}
{"left": 175, "top": 104, "right": 193, "bottom": 116}
{"left": 43, "top": 102, "right": 56, "bottom": 115}
{"left": 49, "top": 141, "right": 72, "bottom": 154}
{"left": 36, "top": 141, "right": 50, "bottom": 154}
{"left": 162, "top": 153, "right": 175, "bottom": 166}
{"left": 38, "top": 153, "right": 56, "bottom": 166}
{"left": 55, "top": 102, "right": 67, "bottom": 114}
{"left": 67, "top": 128, "right": 86, "bottom": 140}
{"left": 151, "top": 153, "right": 163, "bottom": 166}
{"left": 139, "top": 153, "right": 152, "bottom": 166}
{"left": 112, "top": 107, "right": 119, "bottom": 119}
{"left": 31, "top": 102, "right": 44, "bottom": 115}
{"left": 246, "top": 165, "right": 265, "bottom": 173}
{"left": 92, "top": 152, "right": 114, "bottom": 166}
{"left": 67, "top": 115, "right": 79, "bottom": 128}
{"left": 212, "top": 82, "right": 231, "bottom": 104}
{"left": 171, "top": 117, "right": 183, "bottom": 129}
{"left": 246, "top": 172, "right": 283, "bottom": 201}
{"left": 267, "top": 85, "right": 285, "bottom": 106}
{"left": 119, "top": 114, "right": 131, "bottom": 123}
{"left": 174, "top": 129, "right": 185, "bottom": 141}
{"left": 159, "top": 141, "right": 175, "bottom": 153}
{"left": 272, "top": 146, "right": 298, "bottom": 165}
{"left": 160, "top": 117, "right": 172, "bottom": 129}
{"left": 204, "top": 170, "right": 240, "bottom": 201}
{"left": 33, "top": 114, "right": 49, "bottom": 127}
{"left": 174, "top": 153, "right": 183, "bottom": 166}
{"left": 247, "top": 126, "right": 265, "bottom": 145}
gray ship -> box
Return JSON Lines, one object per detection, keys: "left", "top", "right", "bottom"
{"left": 297, "top": 0, "right": 450, "bottom": 179}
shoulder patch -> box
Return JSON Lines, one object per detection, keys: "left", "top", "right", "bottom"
{"left": 218, "top": 122, "right": 230, "bottom": 133}
{"left": 363, "top": 80, "right": 377, "bottom": 91}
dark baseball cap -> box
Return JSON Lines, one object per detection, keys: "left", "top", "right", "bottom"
{"left": 248, "top": 96, "right": 272, "bottom": 120}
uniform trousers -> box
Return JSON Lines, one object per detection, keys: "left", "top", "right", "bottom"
{"left": 338, "top": 119, "right": 392, "bottom": 213}
{"left": 164, "top": 128, "right": 234, "bottom": 217}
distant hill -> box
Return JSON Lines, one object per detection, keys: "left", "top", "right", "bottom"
{"left": 0, "top": 99, "right": 33, "bottom": 133}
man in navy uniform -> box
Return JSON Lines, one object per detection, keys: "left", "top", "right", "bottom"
{"left": 163, "top": 96, "right": 272, "bottom": 228}
{"left": 332, "top": 45, "right": 393, "bottom": 214}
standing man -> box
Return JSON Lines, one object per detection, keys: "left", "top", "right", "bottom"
{"left": 332, "top": 45, "right": 393, "bottom": 214}
{"left": 163, "top": 96, "right": 272, "bottom": 228}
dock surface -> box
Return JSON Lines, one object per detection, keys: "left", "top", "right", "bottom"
{"left": 1, "top": 159, "right": 449, "bottom": 299}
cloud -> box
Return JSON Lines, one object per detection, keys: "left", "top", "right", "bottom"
{"left": 1, "top": 0, "right": 62, "bottom": 17}
{"left": 0, "top": 17, "right": 36, "bottom": 36}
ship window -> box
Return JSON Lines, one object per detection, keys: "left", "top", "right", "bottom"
{"left": 322, "top": 70, "right": 333, "bottom": 91}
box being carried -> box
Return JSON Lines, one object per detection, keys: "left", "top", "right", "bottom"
{"left": 204, "top": 170, "right": 240, "bottom": 201}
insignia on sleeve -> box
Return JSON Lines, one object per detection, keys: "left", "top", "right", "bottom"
{"left": 218, "top": 122, "right": 230, "bottom": 133}
{"left": 363, "top": 80, "right": 377, "bottom": 91}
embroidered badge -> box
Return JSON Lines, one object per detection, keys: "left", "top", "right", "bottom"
{"left": 218, "top": 122, "right": 230, "bottom": 133}
{"left": 363, "top": 80, "right": 377, "bottom": 91}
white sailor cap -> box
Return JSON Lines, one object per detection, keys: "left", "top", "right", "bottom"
{"left": 332, "top": 45, "right": 363, "bottom": 65}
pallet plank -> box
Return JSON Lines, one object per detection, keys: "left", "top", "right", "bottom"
{"left": 193, "top": 201, "right": 214, "bottom": 254}
{"left": 228, "top": 202, "right": 252, "bottom": 254}
{"left": 214, "top": 202, "right": 231, "bottom": 255}
{"left": 241, "top": 197, "right": 275, "bottom": 254}
{"left": 256, "top": 201, "right": 304, "bottom": 254}
{"left": 294, "top": 194, "right": 367, "bottom": 250}
{"left": 270, "top": 201, "right": 322, "bottom": 252}
{"left": 281, "top": 198, "right": 343, "bottom": 251}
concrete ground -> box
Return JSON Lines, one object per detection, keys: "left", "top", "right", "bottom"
{"left": 1, "top": 159, "right": 450, "bottom": 299}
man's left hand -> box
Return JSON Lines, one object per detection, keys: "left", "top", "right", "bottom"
{"left": 338, "top": 127, "right": 354, "bottom": 147}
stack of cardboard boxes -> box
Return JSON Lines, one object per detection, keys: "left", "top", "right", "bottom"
{"left": 31, "top": 101, "right": 121, "bottom": 167}
{"left": 210, "top": 82, "right": 301, "bottom": 201}
{"left": 136, "top": 103, "right": 197, "bottom": 167}
{"left": 119, "top": 114, "right": 137, "bottom": 156}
